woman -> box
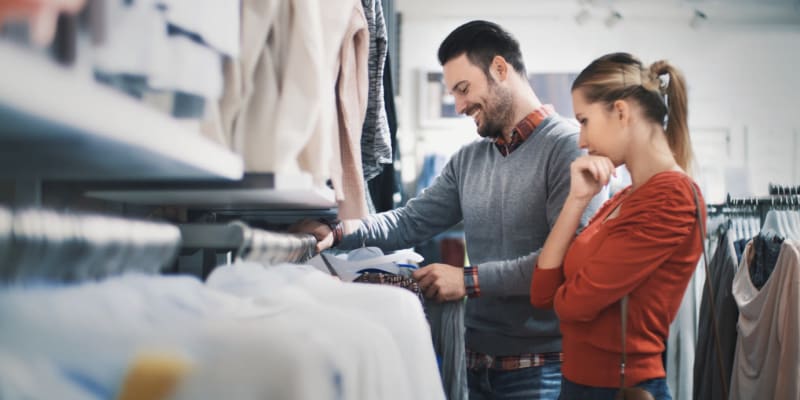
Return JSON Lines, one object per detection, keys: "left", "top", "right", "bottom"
{"left": 530, "top": 52, "right": 705, "bottom": 400}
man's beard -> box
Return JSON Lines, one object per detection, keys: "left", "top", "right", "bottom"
{"left": 476, "top": 82, "right": 514, "bottom": 139}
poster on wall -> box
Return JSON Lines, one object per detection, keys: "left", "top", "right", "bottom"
{"left": 417, "top": 70, "right": 578, "bottom": 128}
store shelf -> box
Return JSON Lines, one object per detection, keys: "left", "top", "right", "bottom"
{"left": 83, "top": 173, "right": 337, "bottom": 210}
{"left": 0, "top": 41, "right": 243, "bottom": 181}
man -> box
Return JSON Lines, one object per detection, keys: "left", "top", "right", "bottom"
{"left": 293, "top": 20, "right": 603, "bottom": 399}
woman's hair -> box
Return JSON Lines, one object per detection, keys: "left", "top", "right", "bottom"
{"left": 572, "top": 52, "right": 691, "bottom": 171}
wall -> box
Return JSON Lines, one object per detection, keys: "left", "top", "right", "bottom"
{"left": 394, "top": 0, "right": 800, "bottom": 202}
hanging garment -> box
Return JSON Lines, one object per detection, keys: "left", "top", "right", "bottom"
{"left": 285, "top": 265, "right": 445, "bottom": 400}
{"left": 729, "top": 240, "right": 800, "bottom": 400}
{"left": 367, "top": 52, "right": 402, "bottom": 213}
{"left": 693, "top": 231, "right": 740, "bottom": 400}
{"left": 426, "top": 299, "right": 468, "bottom": 400}
{"left": 667, "top": 259, "right": 705, "bottom": 400}
{"left": 212, "top": 0, "right": 326, "bottom": 175}
{"left": 0, "top": 274, "right": 342, "bottom": 400}
{"left": 359, "top": 0, "right": 392, "bottom": 182}
{"left": 207, "top": 262, "right": 441, "bottom": 400}
{"left": 329, "top": 0, "right": 370, "bottom": 218}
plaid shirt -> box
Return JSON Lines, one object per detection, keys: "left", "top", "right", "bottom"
{"left": 463, "top": 105, "right": 557, "bottom": 299}
{"left": 466, "top": 349, "right": 563, "bottom": 370}
{"left": 494, "top": 105, "right": 555, "bottom": 156}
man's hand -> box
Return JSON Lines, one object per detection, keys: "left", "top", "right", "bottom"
{"left": 287, "top": 219, "right": 333, "bottom": 254}
{"left": 412, "top": 263, "right": 466, "bottom": 302}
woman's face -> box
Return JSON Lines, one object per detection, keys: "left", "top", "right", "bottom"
{"left": 572, "top": 88, "right": 626, "bottom": 165}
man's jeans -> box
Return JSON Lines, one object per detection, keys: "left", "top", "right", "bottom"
{"left": 467, "top": 362, "right": 562, "bottom": 400}
{"left": 558, "top": 377, "right": 672, "bottom": 400}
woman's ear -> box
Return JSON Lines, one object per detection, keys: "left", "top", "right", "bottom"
{"left": 613, "top": 100, "right": 629, "bottom": 125}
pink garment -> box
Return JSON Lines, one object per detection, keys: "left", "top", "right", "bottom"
{"left": 331, "top": 2, "right": 369, "bottom": 218}
{"left": 730, "top": 240, "right": 800, "bottom": 400}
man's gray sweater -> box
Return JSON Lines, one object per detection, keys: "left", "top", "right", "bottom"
{"left": 339, "top": 115, "right": 603, "bottom": 356}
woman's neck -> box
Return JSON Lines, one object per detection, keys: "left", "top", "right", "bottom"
{"left": 625, "top": 125, "right": 682, "bottom": 189}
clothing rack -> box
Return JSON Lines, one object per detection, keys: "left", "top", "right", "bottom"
{"left": 0, "top": 207, "right": 181, "bottom": 284}
{"left": 768, "top": 183, "right": 800, "bottom": 196}
{"left": 178, "top": 222, "right": 317, "bottom": 267}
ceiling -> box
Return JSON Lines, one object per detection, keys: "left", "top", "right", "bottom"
{"left": 396, "top": 0, "right": 800, "bottom": 25}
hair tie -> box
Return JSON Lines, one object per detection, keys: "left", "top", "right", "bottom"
{"left": 658, "top": 73, "right": 670, "bottom": 130}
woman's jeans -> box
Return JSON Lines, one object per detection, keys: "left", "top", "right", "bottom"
{"left": 558, "top": 377, "right": 672, "bottom": 400}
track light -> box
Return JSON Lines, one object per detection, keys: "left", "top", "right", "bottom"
{"left": 604, "top": 10, "right": 622, "bottom": 28}
{"left": 690, "top": 9, "right": 707, "bottom": 29}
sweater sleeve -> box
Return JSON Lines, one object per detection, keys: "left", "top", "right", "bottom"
{"left": 530, "top": 191, "right": 624, "bottom": 309}
{"left": 338, "top": 155, "right": 463, "bottom": 251}
{"left": 475, "top": 133, "right": 604, "bottom": 297}
{"left": 530, "top": 265, "right": 566, "bottom": 309}
{"left": 553, "top": 177, "right": 699, "bottom": 323}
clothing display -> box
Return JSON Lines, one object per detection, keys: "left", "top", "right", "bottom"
{"left": 531, "top": 172, "right": 705, "bottom": 388}
{"left": 207, "top": 262, "right": 445, "bottom": 400}
{"left": 4, "top": 0, "right": 795, "bottom": 398}
{"left": 730, "top": 240, "right": 800, "bottom": 400}
{"left": 205, "top": 0, "right": 370, "bottom": 218}
{"left": 339, "top": 113, "right": 605, "bottom": 357}
{"left": 0, "top": 266, "right": 444, "bottom": 400}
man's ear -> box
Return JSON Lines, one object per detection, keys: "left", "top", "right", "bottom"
{"left": 491, "top": 55, "right": 509, "bottom": 81}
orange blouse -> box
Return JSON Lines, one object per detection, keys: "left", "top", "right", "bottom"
{"left": 530, "top": 171, "right": 705, "bottom": 387}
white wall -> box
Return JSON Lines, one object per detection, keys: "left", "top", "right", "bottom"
{"left": 394, "top": 0, "right": 800, "bottom": 202}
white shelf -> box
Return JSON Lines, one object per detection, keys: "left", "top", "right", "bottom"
{"left": 0, "top": 41, "right": 243, "bottom": 181}
{"left": 84, "top": 173, "right": 337, "bottom": 210}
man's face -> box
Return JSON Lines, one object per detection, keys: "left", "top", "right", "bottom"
{"left": 442, "top": 54, "right": 514, "bottom": 138}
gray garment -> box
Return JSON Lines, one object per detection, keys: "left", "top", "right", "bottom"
{"left": 426, "top": 299, "right": 467, "bottom": 400}
{"left": 359, "top": 0, "right": 392, "bottom": 181}
{"left": 340, "top": 115, "right": 603, "bottom": 356}
{"left": 730, "top": 240, "right": 800, "bottom": 400}
{"left": 693, "top": 231, "right": 739, "bottom": 400}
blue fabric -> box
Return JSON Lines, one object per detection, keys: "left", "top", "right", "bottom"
{"left": 749, "top": 234, "right": 784, "bottom": 290}
{"left": 559, "top": 377, "right": 671, "bottom": 400}
{"left": 468, "top": 362, "right": 561, "bottom": 400}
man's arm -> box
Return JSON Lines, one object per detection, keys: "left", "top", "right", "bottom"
{"left": 292, "top": 155, "right": 465, "bottom": 253}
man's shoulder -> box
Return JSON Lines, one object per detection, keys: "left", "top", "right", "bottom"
{"left": 537, "top": 115, "right": 579, "bottom": 141}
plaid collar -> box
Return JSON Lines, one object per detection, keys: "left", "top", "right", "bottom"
{"left": 495, "top": 104, "right": 555, "bottom": 156}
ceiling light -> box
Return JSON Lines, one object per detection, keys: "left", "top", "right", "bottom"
{"left": 604, "top": 10, "right": 622, "bottom": 28}
{"left": 690, "top": 9, "right": 707, "bottom": 29}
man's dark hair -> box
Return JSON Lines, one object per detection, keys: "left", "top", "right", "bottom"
{"left": 437, "top": 20, "right": 527, "bottom": 77}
